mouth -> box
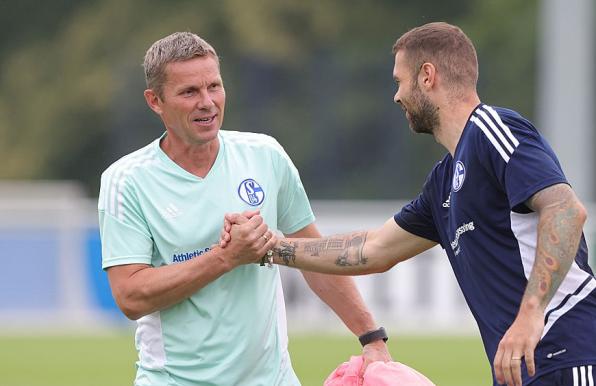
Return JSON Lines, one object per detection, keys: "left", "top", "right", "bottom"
{"left": 192, "top": 114, "right": 217, "bottom": 125}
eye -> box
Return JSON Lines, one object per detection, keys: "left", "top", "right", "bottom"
{"left": 181, "top": 89, "right": 196, "bottom": 97}
{"left": 208, "top": 83, "right": 220, "bottom": 90}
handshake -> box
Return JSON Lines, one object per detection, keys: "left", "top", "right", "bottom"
{"left": 216, "top": 210, "right": 290, "bottom": 270}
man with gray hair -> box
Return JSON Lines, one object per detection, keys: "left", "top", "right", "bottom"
{"left": 98, "top": 32, "right": 390, "bottom": 385}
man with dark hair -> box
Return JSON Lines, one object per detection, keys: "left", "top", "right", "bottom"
{"left": 98, "top": 31, "right": 390, "bottom": 386}
{"left": 224, "top": 22, "right": 596, "bottom": 386}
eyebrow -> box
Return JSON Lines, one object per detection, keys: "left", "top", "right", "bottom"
{"left": 177, "top": 85, "right": 199, "bottom": 93}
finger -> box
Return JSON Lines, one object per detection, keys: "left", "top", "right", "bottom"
{"left": 256, "top": 235, "right": 278, "bottom": 260}
{"left": 254, "top": 223, "right": 269, "bottom": 243}
{"left": 260, "top": 234, "right": 278, "bottom": 255}
{"left": 224, "top": 217, "right": 232, "bottom": 232}
{"left": 502, "top": 353, "right": 514, "bottom": 386}
{"left": 242, "top": 209, "right": 260, "bottom": 218}
{"left": 493, "top": 346, "right": 505, "bottom": 384}
{"left": 511, "top": 354, "right": 523, "bottom": 386}
{"left": 244, "top": 214, "right": 264, "bottom": 230}
{"left": 524, "top": 347, "right": 536, "bottom": 377}
{"left": 220, "top": 233, "right": 231, "bottom": 248}
{"left": 226, "top": 213, "right": 250, "bottom": 225}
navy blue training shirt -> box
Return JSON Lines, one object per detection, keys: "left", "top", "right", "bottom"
{"left": 395, "top": 104, "right": 596, "bottom": 385}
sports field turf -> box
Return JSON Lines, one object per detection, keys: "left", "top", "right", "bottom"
{"left": 0, "top": 333, "right": 491, "bottom": 385}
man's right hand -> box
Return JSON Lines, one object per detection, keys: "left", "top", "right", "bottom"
{"left": 219, "top": 212, "right": 277, "bottom": 268}
{"left": 219, "top": 210, "right": 260, "bottom": 248}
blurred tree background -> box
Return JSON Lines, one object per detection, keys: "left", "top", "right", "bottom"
{"left": 0, "top": 0, "right": 538, "bottom": 198}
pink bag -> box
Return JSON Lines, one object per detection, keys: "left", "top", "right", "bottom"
{"left": 324, "top": 355, "right": 436, "bottom": 386}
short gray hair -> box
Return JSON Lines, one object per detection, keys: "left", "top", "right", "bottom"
{"left": 143, "top": 32, "right": 219, "bottom": 98}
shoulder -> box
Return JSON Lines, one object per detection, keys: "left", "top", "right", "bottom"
{"left": 100, "top": 140, "right": 159, "bottom": 187}
{"left": 221, "top": 130, "right": 290, "bottom": 160}
{"left": 469, "top": 104, "right": 538, "bottom": 141}
{"left": 467, "top": 104, "right": 540, "bottom": 161}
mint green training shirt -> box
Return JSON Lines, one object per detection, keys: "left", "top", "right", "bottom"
{"left": 98, "top": 130, "right": 315, "bottom": 386}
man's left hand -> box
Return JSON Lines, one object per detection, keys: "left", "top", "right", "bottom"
{"left": 360, "top": 340, "right": 392, "bottom": 380}
{"left": 493, "top": 307, "right": 543, "bottom": 386}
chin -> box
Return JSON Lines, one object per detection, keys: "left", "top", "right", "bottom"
{"left": 196, "top": 127, "right": 221, "bottom": 143}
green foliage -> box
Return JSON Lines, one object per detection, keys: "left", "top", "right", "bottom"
{"left": 0, "top": 0, "right": 538, "bottom": 198}
{"left": 0, "top": 333, "right": 490, "bottom": 386}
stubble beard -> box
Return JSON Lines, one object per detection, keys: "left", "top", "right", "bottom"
{"left": 407, "top": 82, "right": 440, "bottom": 135}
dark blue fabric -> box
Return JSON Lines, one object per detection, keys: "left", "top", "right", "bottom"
{"left": 394, "top": 104, "right": 596, "bottom": 385}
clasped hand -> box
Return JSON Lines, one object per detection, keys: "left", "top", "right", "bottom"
{"left": 218, "top": 210, "right": 276, "bottom": 267}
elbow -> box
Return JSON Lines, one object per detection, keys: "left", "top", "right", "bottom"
{"left": 362, "top": 244, "right": 398, "bottom": 274}
{"left": 119, "top": 304, "right": 144, "bottom": 321}
{"left": 371, "top": 260, "right": 398, "bottom": 274}
{"left": 564, "top": 198, "right": 588, "bottom": 229}
{"left": 112, "top": 288, "right": 150, "bottom": 321}
{"left": 576, "top": 201, "right": 588, "bottom": 226}
{"left": 363, "top": 255, "right": 398, "bottom": 274}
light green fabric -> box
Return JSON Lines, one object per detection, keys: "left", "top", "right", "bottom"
{"left": 98, "top": 130, "right": 313, "bottom": 386}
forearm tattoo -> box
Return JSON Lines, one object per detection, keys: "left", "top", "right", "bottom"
{"left": 274, "top": 232, "right": 368, "bottom": 268}
{"left": 334, "top": 233, "right": 368, "bottom": 267}
{"left": 274, "top": 241, "right": 297, "bottom": 266}
{"left": 525, "top": 187, "right": 584, "bottom": 308}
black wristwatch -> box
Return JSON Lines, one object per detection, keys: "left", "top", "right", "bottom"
{"left": 358, "top": 327, "right": 388, "bottom": 347}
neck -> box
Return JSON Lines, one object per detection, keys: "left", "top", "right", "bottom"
{"left": 160, "top": 134, "right": 220, "bottom": 178}
{"left": 433, "top": 92, "right": 481, "bottom": 156}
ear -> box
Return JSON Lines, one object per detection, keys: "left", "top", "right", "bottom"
{"left": 144, "top": 89, "right": 163, "bottom": 115}
{"left": 418, "top": 62, "right": 437, "bottom": 90}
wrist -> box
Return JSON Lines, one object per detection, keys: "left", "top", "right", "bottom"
{"left": 358, "top": 326, "right": 388, "bottom": 347}
{"left": 210, "top": 245, "right": 237, "bottom": 272}
{"left": 519, "top": 295, "right": 544, "bottom": 314}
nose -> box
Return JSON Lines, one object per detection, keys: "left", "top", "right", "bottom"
{"left": 196, "top": 89, "right": 215, "bottom": 110}
{"left": 393, "top": 90, "right": 400, "bottom": 105}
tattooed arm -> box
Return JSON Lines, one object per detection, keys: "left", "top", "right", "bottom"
{"left": 493, "top": 183, "right": 587, "bottom": 386}
{"left": 284, "top": 223, "right": 393, "bottom": 371}
{"left": 522, "top": 184, "right": 587, "bottom": 309}
{"left": 271, "top": 218, "right": 436, "bottom": 275}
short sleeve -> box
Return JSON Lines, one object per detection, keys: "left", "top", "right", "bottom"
{"left": 394, "top": 175, "right": 441, "bottom": 244}
{"left": 98, "top": 170, "right": 154, "bottom": 269}
{"left": 269, "top": 140, "right": 315, "bottom": 234}
{"left": 505, "top": 137, "right": 567, "bottom": 211}
{"left": 473, "top": 108, "right": 568, "bottom": 212}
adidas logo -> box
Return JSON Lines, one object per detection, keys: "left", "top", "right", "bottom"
{"left": 160, "top": 203, "right": 181, "bottom": 219}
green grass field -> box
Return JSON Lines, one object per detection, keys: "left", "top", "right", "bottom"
{"left": 0, "top": 333, "right": 491, "bottom": 386}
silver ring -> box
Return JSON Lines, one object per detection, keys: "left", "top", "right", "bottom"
{"left": 262, "top": 234, "right": 269, "bottom": 241}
